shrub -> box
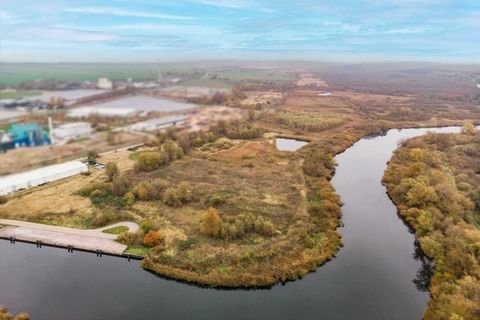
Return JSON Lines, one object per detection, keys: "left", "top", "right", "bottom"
{"left": 86, "top": 150, "right": 98, "bottom": 163}
{"left": 135, "top": 151, "right": 164, "bottom": 172}
{"left": 117, "top": 232, "right": 137, "bottom": 245}
{"left": 253, "top": 216, "right": 275, "bottom": 236}
{"left": 163, "top": 187, "right": 181, "bottom": 207}
{"left": 0, "top": 196, "right": 8, "bottom": 204}
{"left": 199, "top": 208, "right": 223, "bottom": 238}
{"left": 105, "top": 162, "right": 120, "bottom": 181}
{"left": 0, "top": 307, "right": 29, "bottom": 320}
{"left": 162, "top": 183, "right": 192, "bottom": 207}
{"left": 141, "top": 220, "right": 155, "bottom": 233}
{"left": 151, "top": 179, "right": 170, "bottom": 199}
{"left": 123, "top": 191, "right": 135, "bottom": 206}
{"left": 133, "top": 182, "right": 155, "bottom": 201}
{"left": 91, "top": 210, "right": 116, "bottom": 227}
{"left": 177, "top": 135, "right": 192, "bottom": 154}
{"left": 462, "top": 120, "right": 476, "bottom": 135}
{"left": 112, "top": 175, "right": 129, "bottom": 196}
{"left": 162, "top": 139, "right": 184, "bottom": 162}
{"left": 177, "top": 182, "right": 192, "bottom": 203}
{"left": 143, "top": 231, "right": 165, "bottom": 248}
{"left": 89, "top": 187, "right": 126, "bottom": 208}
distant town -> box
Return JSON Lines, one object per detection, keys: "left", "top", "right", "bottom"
{"left": 0, "top": 70, "right": 251, "bottom": 175}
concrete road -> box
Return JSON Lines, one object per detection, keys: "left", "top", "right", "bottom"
{"left": 0, "top": 220, "right": 140, "bottom": 255}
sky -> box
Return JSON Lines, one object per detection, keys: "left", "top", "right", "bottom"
{"left": 0, "top": 0, "right": 479, "bottom": 63}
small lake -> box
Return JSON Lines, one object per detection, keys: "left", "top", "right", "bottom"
{"left": 275, "top": 138, "right": 308, "bottom": 151}
{"left": 0, "top": 126, "right": 467, "bottom": 320}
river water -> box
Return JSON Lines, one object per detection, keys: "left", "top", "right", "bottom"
{"left": 0, "top": 126, "right": 463, "bottom": 320}
{"left": 276, "top": 138, "right": 308, "bottom": 151}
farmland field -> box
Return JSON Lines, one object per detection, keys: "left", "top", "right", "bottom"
{"left": 0, "top": 63, "right": 184, "bottom": 87}
{"left": 0, "top": 90, "right": 42, "bottom": 100}
{"left": 0, "top": 63, "right": 296, "bottom": 87}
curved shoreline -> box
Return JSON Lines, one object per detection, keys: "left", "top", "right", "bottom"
{"left": 140, "top": 124, "right": 471, "bottom": 288}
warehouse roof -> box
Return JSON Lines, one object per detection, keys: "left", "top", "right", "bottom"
{"left": 68, "top": 107, "right": 137, "bottom": 118}
{"left": 0, "top": 161, "right": 87, "bottom": 193}
{"left": 55, "top": 122, "right": 91, "bottom": 129}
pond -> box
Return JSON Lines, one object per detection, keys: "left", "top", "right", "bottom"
{"left": 275, "top": 138, "right": 308, "bottom": 151}
{"left": 0, "top": 126, "right": 465, "bottom": 320}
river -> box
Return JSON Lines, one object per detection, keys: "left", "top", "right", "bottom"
{"left": 0, "top": 126, "right": 463, "bottom": 320}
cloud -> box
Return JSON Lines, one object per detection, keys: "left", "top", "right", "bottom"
{"left": 0, "top": 11, "right": 27, "bottom": 24}
{"left": 65, "top": 6, "right": 195, "bottom": 20}
{"left": 110, "top": 23, "right": 221, "bottom": 35}
{"left": 5, "top": 25, "right": 118, "bottom": 42}
{"left": 187, "top": 0, "right": 252, "bottom": 9}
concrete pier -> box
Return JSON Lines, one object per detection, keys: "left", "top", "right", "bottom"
{"left": 0, "top": 220, "right": 142, "bottom": 259}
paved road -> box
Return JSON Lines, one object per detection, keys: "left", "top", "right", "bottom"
{"left": 0, "top": 220, "right": 139, "bottom": 239}
{"left": 0, "top": 220, "right": 140, "bottom": 255}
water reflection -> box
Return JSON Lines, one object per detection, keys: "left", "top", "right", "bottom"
{"left": 412, "top": 243, "right": 434, "bottom": 292}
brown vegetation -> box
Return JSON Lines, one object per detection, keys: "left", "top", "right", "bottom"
{"left": 2, "top": 63, "right": 480, "bottom": 289}
{"left": 383, "top": 125, "right": 480, "bottom": 320}
{"left": 0, "top": 307, "right": 29, "bottom": 320}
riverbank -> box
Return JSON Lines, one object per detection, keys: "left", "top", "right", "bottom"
{"left": 139, "top": 131, "right": 356, "bottom": 288}
{"left": 383, "top": 126, "right": 480, "bottom": 320}
{"left": 1, "top": 81, "right": 480, "bottom": 288}
{"left": 0, "top": 125, "right": 464, "bottom": 320}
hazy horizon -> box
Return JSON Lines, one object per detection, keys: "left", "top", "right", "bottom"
{"left": 1, "top": 0, "right": 479, "bottom": 63}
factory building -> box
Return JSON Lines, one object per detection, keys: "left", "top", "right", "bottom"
{"left": 51, "top": 122, "right": 93, "bottom": 141}
{"left": 8, "top": 123, "right": 51, "bottom": 148}
{"left": 129, "top": 115, "right": 188, "bottom": 132}
{"left": 97, "top": 78, "right": 113, "bottom": 90}
{"left": 67, "top": 107, "right": 137, "bottom": 118}
{"left": 0, "top": 161, "right": 88, "bottom": 195}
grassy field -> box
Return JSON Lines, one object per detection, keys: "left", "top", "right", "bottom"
{"left": 140, "top": 137, "right": 343, "bottom": 287}
{"left": 0, "top": 90, "right": 42, "bottom": 99}
{"left": 0, "top": 63, "right": 170, "bottom": 87}
{"left": 0, "top": 63, "right": 296, "bottom": 87}
{"left": 215, "top": 70, "right": 295, "bottom": 81}
{"left": 0, "top": 150, "right": 137, "bottom": 228}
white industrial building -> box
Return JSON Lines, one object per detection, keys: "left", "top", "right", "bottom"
{"left": 51, "top": 122, "right": 92, "bottom": 141}
{"left": 129, "top": 115, "right": 188, "bottom": 132}
{"left": 97, "top": 78, "right": 113, "bottom": 90}
{"left": 0, "top": 161, "right": 88, "bottom": 195}
{"left": 67, "top": 107, "right": 137, "bottom": 118}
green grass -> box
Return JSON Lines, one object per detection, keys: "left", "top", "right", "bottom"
{"left": 182, "top": 78, "right": 233, "bottom": 88}
{"left": 0, "top": 90, "right": 41, "bottom": 99}
{"left": 102, "top": 226, "right": 129, "bottom": 235}
{"left": 215, "top": 70, "right": 295, "bottom": 81}
{"left": 124, "top": 245, "right": 150, "bottom": 256}
{"left": 0, "top": 63, "right": 295, "bottom": 87}
{"left": 0, "top": 63, "right": 181, "bottom": 87}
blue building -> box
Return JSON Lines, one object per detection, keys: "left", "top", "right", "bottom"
{"left": 8, "top": 123, "right": 51, "bottom": 148}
